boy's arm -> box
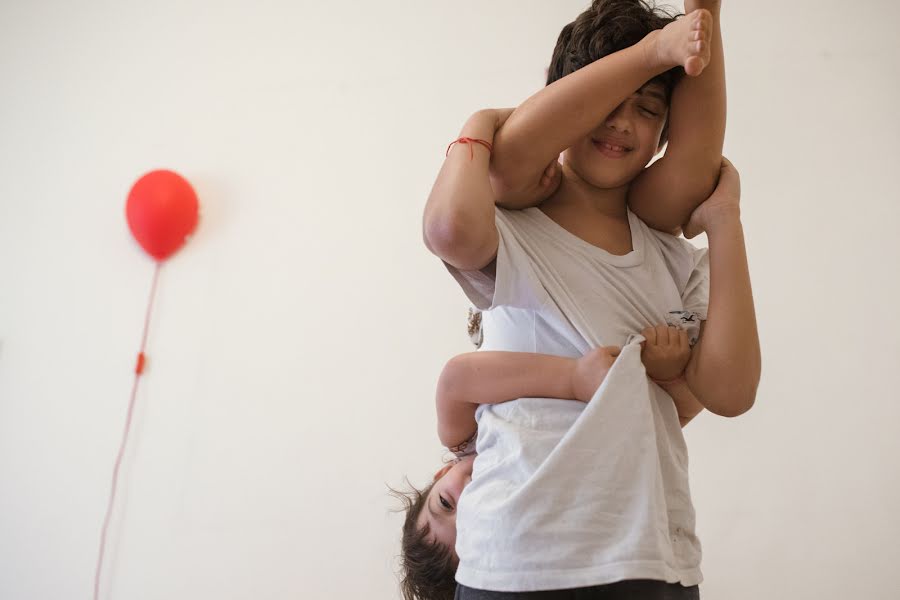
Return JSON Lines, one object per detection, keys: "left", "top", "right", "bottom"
{"left": 422, "top": 109, "right": 502, "bottom": 271}
{"left": 489, "top": 12, "right": 709, "bottom": 208}
{"left": 628, "top": 0, "right": 726, "bottom": 232}
{"left": 436, "top": 349, "right": 617, "bottom": 449}
{"left": 659, "top": 379, "right": 705, "bottom": 427}
{"left": 684, "top": 160, "right": 761, "bottom": 416}
{"left": 423, "top": 109, "right": 559, "bottom": 270}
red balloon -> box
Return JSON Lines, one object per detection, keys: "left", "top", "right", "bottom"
{"left": 126, "top": 170, "right": 199, "bottom": 261}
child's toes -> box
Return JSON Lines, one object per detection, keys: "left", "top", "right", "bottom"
{"left": 684, "top": 55, "right": 704, "bottom": 77}
{"left": 693, "top": 10, "right": 712, "bottom": 35}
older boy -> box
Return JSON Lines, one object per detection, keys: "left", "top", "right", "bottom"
{"left": 422, "top": 1, "right": 759, "bottom": 598}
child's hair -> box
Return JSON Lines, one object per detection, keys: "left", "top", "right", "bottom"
{"left": 547, "top": 0, "right": 683, "bottom": 142}
{"left": 392, "top": 481, "right": 457, "bottom": 600}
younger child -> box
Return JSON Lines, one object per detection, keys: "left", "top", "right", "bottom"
{"left": 398, "top": 324, "right": 700, "bottom": 600}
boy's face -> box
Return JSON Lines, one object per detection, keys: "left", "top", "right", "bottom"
{"left": 416, "top": 454, "right": 475, "bottom": 555}
{"left": 564, "top": 81, "right": 669, "bottom": 189}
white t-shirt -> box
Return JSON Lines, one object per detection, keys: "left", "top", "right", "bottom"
{"left": 446, "top": 207, "right": 709, "bottom": 592}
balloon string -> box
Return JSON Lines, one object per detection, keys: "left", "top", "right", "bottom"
{"left": 93, "top": 261, "right": 162, "bottom": 600}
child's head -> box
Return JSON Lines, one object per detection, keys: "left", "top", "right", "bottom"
{"left": 395, "top": 455, "right": 475, "bottom": 600}
{"left": 548, "top": 0, "right": 682, "bottom": 189}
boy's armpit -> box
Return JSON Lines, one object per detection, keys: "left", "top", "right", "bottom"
{"left": 442, "top": 209, "right": 550, "bottom": 313}
{"left": 480, "top": 259, "right": 497, "bottom": 279}
{"left": 444, "top": 258, "right": 498, "bottom": 311}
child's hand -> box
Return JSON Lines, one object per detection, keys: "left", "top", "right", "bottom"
{"left": 682, "top": 158, "right": 741, "bottom": 238}
{"left": 641, "top": 325, "right": 690, "bottom": 382}
{"left": 572, "top": 346, "right": 620, "bottom": 402}
{"left": 491, "top": 107, "right": 515, "bottom": 130}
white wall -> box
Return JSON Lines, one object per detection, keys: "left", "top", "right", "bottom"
{"left": 1, "top": 1, "right": 898, "bottom": 598}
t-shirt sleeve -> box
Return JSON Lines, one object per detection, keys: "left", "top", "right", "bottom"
{"left": 443, "top": 209, "right": 547, "bottom": 311}
{"left": 682, "top": 246, "right": 710, "bottom": 320}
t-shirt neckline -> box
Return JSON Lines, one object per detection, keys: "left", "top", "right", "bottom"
{"left": 527, "top": 206, "right": 645, "bottom": 267}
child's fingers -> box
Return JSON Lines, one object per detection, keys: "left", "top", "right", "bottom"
{"left": 678, "top": 328, "right": 689, "bottom": 350}
{"left": 493, "top": 107, "right": 515, "bottom": 128}
{"left": 667, "top": 326, "right": 680, "bottom": 346}
{"left": 656, "top": 324, "right": 670, "bottom": 345}
{"left": 540, "top": 160, "right": 561, "bottom": 189}
{"left": 642, "top": 327, "right": 657, "bottom": 345}
{"left": 605, "top": 346, "right": 621, "bottom": 358}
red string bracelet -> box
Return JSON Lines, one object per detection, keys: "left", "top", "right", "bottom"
{"left": 446, "top": 137, "right": 493, "bottom": 160}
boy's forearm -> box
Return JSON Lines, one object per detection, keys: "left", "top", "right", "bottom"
{"left": 658, "top": 379, "right": 704, "bottom": 427}
{"left": 629, "top": 1, "right": 726, "bottom": 231}
{"left": 422, "top": 110, "right": 500, "bottom": 270}
{"left": 490, "top": 36, "right": 669, "bottom": 204}
{"left": 686, "top": 218, "right": 760, "bottom": 416}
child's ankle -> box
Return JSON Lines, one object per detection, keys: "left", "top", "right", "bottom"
{"left": 685, "top": 0, "right": 721, "bottom": 13}
{"left": 640, "top": 30, "right": 675, "bottom": 72}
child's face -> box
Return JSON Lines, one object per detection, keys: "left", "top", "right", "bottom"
{"left": 564, "top": 81, "right": 669, "bottom": 190}
{"left": 416, "top": 454, "right": 475, "bottom": 554}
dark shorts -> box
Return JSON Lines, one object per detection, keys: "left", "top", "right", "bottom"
{"left": 455, "top": 580, "right": 700, "bottom": 600}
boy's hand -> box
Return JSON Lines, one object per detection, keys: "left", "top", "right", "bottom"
{"left": 682, "top": 158, "right": 741, "bottom": 238}
{"left": 641, "top": 325, "right": 690, "bottom": 382}
{"left": 572, "top": 346, "right": 620, "bottom": 402}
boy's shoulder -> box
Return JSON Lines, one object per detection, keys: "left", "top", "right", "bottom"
{"left": 635, "top": 216, "right": 709, "bottom": 289}
{"left": 636, "top": 215, "right": 706, "bottom": 260}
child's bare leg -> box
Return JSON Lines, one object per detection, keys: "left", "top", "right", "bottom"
{"left": 629, "top": 3, "right": 725, "bottom": 233}
{"left": 490, "top": 9, "right": 712, "bottom": 209}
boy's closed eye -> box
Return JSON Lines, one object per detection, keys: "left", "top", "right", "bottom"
{"left": 636, "top": 98, "right": 666, "bottom": 118}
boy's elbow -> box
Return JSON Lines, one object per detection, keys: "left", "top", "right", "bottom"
{"left": 688, "top": 350, "right": 760, "bottom": 418}
{"left": 423, "top": 213, "right": 495, "bottom": 271}
{"left": 716, "top": 393, "right": 756, "bottom": 418}
{"left": 700, "top": 378, "right": 759, "bottom": 418}
{"left": 423, "top": 214, "right": 461, "bottom": 257}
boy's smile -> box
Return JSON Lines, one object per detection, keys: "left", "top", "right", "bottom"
{"left": 591, "top": 135, "right": 634, "bottom": 158}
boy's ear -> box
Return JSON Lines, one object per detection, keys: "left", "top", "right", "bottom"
{"left": 433, "top": 464, "right": 453, "bottom": 481}
{"left": 657, "top": 117, "right": 670, "bottom": 154}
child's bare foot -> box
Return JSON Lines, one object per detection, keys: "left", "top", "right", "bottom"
{"left": 651, "top": 9, "right": 712, "bottom": 77}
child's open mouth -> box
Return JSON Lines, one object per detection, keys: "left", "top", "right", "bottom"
{"left": 592, "top": 139, "right": 632, "bottom": 158}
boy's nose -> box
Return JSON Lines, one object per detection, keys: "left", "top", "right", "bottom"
{"left": 604, "top": 115, "right": 631, "bottom": 134}
{"left": 603, "top": 106, "right": 632, "bottom": 134}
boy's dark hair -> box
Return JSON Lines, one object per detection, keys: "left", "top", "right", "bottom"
{"left": 547, "top": 0, "right": 683, "bottom": 143}
{"left": 392, "top": 481, "right": 457, "bottom": 600}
